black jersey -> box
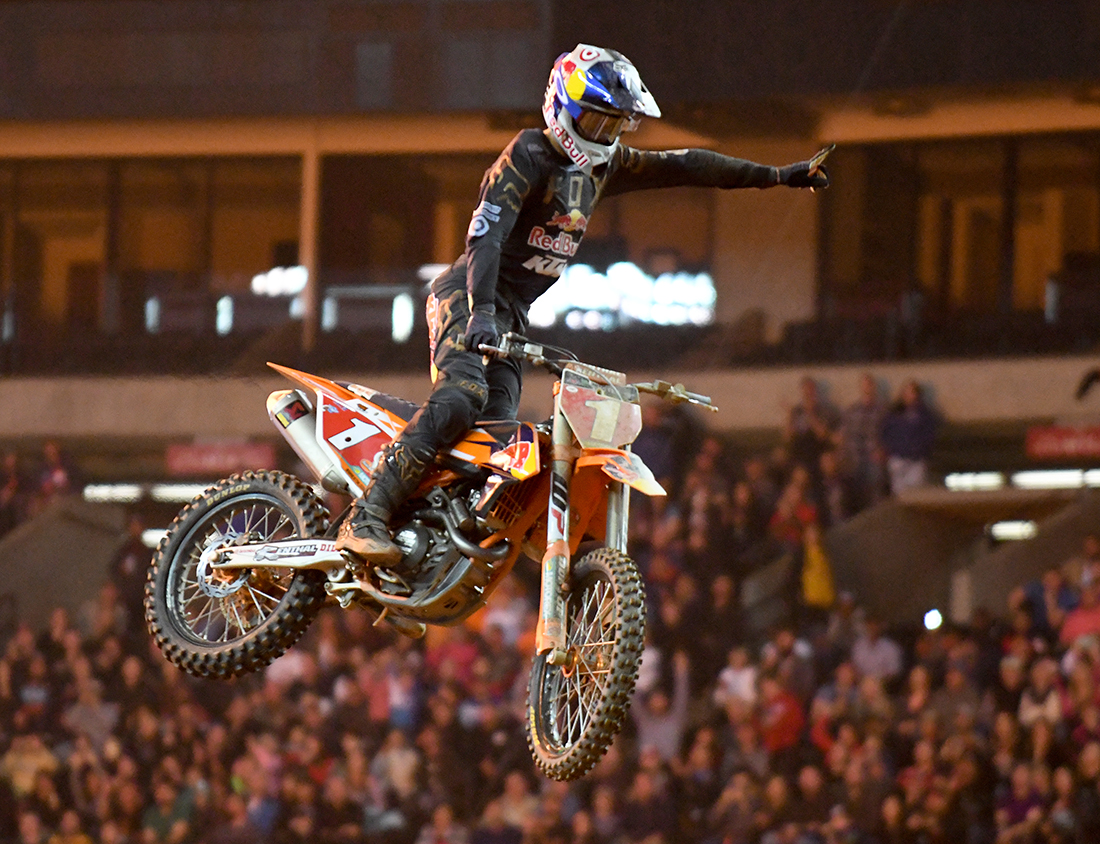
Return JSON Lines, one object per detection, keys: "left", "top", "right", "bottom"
{"left": 431, "top": 128, "right": 780, "bottom": 322}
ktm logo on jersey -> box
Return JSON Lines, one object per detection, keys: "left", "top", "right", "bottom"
{"left": 523, "top": 255, "right": 568, "bottom": 277}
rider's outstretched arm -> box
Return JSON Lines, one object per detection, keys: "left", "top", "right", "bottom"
{"left": 604, "top": 145, "right": 829, "bottom": 196}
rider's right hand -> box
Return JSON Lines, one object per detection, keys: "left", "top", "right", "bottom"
{"left": 777, "top": 159, "right": 830, "bottom": 189}
{"left": 463, "top": 306, "right": 498, "bottom": 353}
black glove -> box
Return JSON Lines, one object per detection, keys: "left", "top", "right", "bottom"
{"left": 463, "top": 306, "right": 498, "bottom": 353}
{"left": 777, "top": 160, "right": 830, "bottom": 189}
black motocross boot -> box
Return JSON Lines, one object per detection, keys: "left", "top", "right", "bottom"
{"left": 336, "top": 441, "right": 433, "bottom": 568}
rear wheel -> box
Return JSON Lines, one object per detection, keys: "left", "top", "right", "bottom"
{"left": 526, "top": 547, "right": 645, "bottom": 781}
{"left": 145, "top": 470, "right": 329, "bottom": 679}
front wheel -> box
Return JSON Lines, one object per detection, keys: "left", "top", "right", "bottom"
{"left": 526, "top": 547, "right": 645, "bottom": 781}
{"left": 145, "top": 470, "right": 330, "bottom": 679}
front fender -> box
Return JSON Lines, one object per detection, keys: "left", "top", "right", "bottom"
{"left": 576, "top": 449, "right": 666, "bottom": 497}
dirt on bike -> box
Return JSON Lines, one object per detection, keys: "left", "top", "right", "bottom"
{"left": 145, "top": 332, "right": 715, "bottom": 780}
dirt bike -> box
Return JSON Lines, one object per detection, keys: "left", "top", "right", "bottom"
{"left": 145, "top": 332, "right": 715, "bottom": 780}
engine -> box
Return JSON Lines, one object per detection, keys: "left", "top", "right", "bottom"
{"left": 390, "top": 519, "right": 463, "bottom": 585}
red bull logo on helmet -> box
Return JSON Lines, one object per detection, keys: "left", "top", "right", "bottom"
{"left": 547, "top": 209, "right": 588, "bottom": 233}
{"left": 543, "top": 99, "right": 590, "bottom": 169}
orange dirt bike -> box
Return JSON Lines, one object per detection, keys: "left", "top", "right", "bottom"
{"left": 145, "top": 332, "right": 715, "bottom": 780}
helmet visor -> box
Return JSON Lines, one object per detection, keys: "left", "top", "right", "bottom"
{"left": 573, "top": 108, "right": 639, "bottom": 144}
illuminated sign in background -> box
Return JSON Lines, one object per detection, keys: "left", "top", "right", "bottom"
{"left": 149, "top": 262, "right": 716, "bottom": 339}
{"left": 528, "top": 262, "right": 716, "bottom": 330}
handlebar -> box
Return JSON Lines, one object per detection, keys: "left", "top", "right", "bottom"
{"left": 634, "top": 380, "right": 718, "bottom": 412}
{"left": 479, "top": 333, "right": 717, "bottom": 412}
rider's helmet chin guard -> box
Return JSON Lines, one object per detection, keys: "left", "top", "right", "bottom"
{"left": 543, "top": 44, "right": 661, "bottom": 175}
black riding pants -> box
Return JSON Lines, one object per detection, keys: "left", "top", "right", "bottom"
{"left": 392, "top": 288, "right": 523, "bottom": 461}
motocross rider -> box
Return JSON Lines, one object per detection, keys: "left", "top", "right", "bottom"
{"left": 336, "top": 43, "right": 830, "bottom": 568}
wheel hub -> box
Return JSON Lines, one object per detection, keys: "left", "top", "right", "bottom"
{"left": 559, "top": 646, "right": 581, "bottom": 678}
{"left": 196, "top": 536, "right": 250, "bottom": 598}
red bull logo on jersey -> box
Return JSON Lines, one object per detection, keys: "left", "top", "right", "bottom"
{"left": 527, "top": 226, "right": 579, "bottom": 257}
{"left": 547, "top": 209, "right": 588, "bottom": 233}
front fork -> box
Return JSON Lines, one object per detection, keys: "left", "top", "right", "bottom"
{"left": 535, "top": 393, "right": 631, "bottom": 664}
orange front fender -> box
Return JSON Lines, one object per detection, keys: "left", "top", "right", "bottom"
{"left": 576, "top": 449, "right": 666, "bottom": 497}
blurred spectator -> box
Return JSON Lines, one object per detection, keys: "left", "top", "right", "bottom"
{"left": 929, "top": 660, "right": 980, "bottom": 730}
{"left": 495, "top": 770, "right": 537, "bottom": 832}
{"left": 986, "top": 655, "right": 1028, "bottom": 719}
{"left": 314, "top": 774, "right": 364, "bottom": 843}
{"left": 728, "top": 479, "right": 768, "bottom": 564}
{"left": 880, "top": 380, "right": 939, "bottom": 495}
{"left": 823, "top": 592, "right": 865, "bottom": 670}
{"left": 681, "top": 436, "right": 733, "bottom": 579}
{"left": 470, "top": 798, "right": 521, "bottom": 844}
{"left": 788, "top": 764, "right": 832, "bottom": 832}
{"left": 62, "top": 678, "right": 119, "bottom": 754}
{"left": 768, "top": 470, "right": 819, "bottom": 554}
{"left": 1060, "top": 581, "right": 1100, "bottom": 650}
{"left": 761, "top": 627, "right": 816, "bottom": 704}
{"left": 0, "top": 452, "right": 29, "bottom": 538}
{"left": 799, "top": 521, "right": 837, "bottom": 625}
{"left": 1015, "top": 566, "right": 1078, "bottom": 645}
{"left": 46, "top": 809, "right": 93, "bottom": 844}
{"left": 1017, "top": 658, "right": 1063, "bottom": 730}
{"left": 110, "top": 514, "right": 151, "bottom": 629}
{"left": 141, "top": 780, "right": 192, "bottom": 844}
{"left": 758, "top": 674, "right": 806, "bottom": 776}
{"left": 695, "top": 575, "right": 742, "bottom": 682}
{"left": 1062, "top": 532, "right": 1100, "bottom": 592}
{"left": 714, "top": 646, "right": 758, "bottom": 710}
{"left": 784, "top": 376, "right": 841, "bottom": 485}
{"left": 416, "top": 803, "right": 469, "bottom": 844}
{"left": 588, "top": 784, "right": 622, "bottom": 843}
{"left": 78, "top": 582, "right": 129, "bottom": 645}
{"left": 994, "top": 761, "right": 1045, "bottom": 843}
{"left": 840, "top": 373, "right": 887, "bottom": 514}
{"left": 817, "top": 448, "right": 855, "bottom": 528}
{"left": 203, "top": 791, "right": 263, "bottom": 844}
{"left": 0, "top": 735, "right": 58, "bottom": 800}
{"left": 618, "top": 767, "right": 676, "bottom": 843}
{"left": 17, "top": 811, "right": 46, "bottom": 844}
{"left": 743, "top": 455, "right": 780, "bottom": 523}
{"left": 850, "top": 617, "right": 903, "bottom": 686}
{"left": 30, "top": 441, "right": 79, "bottom": 517}
{"left": 631, "top": 651, "right": 690, "bottom": 764}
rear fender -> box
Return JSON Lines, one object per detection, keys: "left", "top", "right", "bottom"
{"left": 268, "top": 363, "right": 407, "bottom": 494}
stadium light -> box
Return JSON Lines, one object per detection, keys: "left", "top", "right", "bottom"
{"left": 989, "top": 520, "right": 1038, "bottom": 541}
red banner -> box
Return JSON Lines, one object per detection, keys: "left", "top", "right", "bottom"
{"left": 166, "top": 441, "right": 276, "bottom": 476}
{"left": 1026, "top": 426, "right": 1100, "bottom": 460}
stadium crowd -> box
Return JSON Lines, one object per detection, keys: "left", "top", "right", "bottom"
{"left": 3, "top": 376, "right": 1100, "bottom": 844}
